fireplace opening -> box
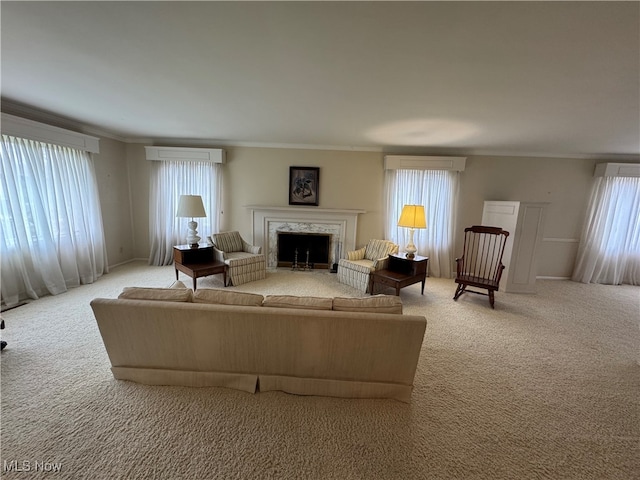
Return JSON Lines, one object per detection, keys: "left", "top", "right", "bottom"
{"left": 277, "top": 232, "right": 331, "bottom": 269}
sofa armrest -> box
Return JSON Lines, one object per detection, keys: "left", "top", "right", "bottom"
{"left": 346, "top": 247, "right": 366, "bottom": 261}
{"left": 212, "top": 246, "right": 227, "bottom": 262}
{"left": 242, "top": 241, "right": 262, "bottom": 255}
{"left": 372, "top": 256, "right": 390, "bottom": 271}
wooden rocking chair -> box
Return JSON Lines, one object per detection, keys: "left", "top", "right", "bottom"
{"left": 454, "top": 225, "right": 510, "bottom": 308}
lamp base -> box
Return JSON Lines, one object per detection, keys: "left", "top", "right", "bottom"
{"left": 404, "top": 228, "right": 417, "bottom": 260}
{"left": 186, "top": 220, "right": 201, "bottom": 249}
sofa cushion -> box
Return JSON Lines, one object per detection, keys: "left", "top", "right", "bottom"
{"left": 118, "top": 287, "right": 193, "bottom": 302}
{"left": 263, "top": 295, "right": 333, "bottom": 310}
{"left": 193, "top": 289, "right": 264, "bottom": 306}
{"left": 223, "top": 251, "right": 264, "bottom": 264}
{"left": 211, "top": 231, "right": 244, "bottom": 253}
{"left": 338, "top": 258, "right": 375, "bottom": 274}
{"left": 332, "top": 295, "right": 403, "bottom": 314}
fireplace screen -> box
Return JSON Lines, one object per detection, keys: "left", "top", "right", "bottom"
{"left": 277, "top": 232, "right": 330, "bottom": 269}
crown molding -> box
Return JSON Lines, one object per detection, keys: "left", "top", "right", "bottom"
{"left": 1, "top": 99, "right": 128, "bottom": 143}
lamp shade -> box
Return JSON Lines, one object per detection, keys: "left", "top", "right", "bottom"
{"left": 397, "top": 205, "right": 426, "bottom": 229}
{"left": 176, "top": 195, "right": 206, "bottom": 218}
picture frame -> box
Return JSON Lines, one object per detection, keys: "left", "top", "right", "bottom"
{"left": 289, "top": 166, "right": 319, "bottom": 206}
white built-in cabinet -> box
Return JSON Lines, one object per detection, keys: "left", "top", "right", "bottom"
{"left": 482, "top": 201, "right": 548, "bottom": 294}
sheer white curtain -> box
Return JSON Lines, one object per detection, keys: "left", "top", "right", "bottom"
{"left": 572, "top": 175, "right": 640, "bottom": 285}
{"left": 149, "top": 160, "right": 223, "bottom": 266}
{"left": 1, "top": 135, "right": 107, "bottom": 307}
{"left": 384, "top": 169, "right": 459, "bottom": 278}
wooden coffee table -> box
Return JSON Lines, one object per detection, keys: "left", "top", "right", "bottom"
{"left": 173, "top": 245, "right": 226, "bottom": 290}
{"left": 369, "top": 254, "right": 429, "bottom": 296}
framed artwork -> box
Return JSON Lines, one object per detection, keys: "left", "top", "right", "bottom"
{"left": 289, "top": 166, "right": 319, "bottom": 206}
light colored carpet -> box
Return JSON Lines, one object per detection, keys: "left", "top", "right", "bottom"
{"left": 0, "top": 261, "right": 638, "bottom": 479}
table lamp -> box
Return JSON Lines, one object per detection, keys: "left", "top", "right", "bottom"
{"left": 176, "top": 195, "right": 207, "bottom": 248}
{"left": 397, "top": 205, "right": 426, "bottom": 259}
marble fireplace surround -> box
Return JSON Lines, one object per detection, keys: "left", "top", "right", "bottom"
{"left": 246, "top": 206, "right": 366, "bottom": 269}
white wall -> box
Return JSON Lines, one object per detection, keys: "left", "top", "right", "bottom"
{"left": 86, "top": 137, "right": 135, "bottom": 268}
{"left": 223, "top": 147, "right": 385, "bottom": 244}
{"left": 125, "top": 143, "right": 152, "bottom": 261}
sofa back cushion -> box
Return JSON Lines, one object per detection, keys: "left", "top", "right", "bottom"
{"left": 193, "top": 288, "right": 263, "bottom": 306}
{"left": 211, "top": 231, "right": 244, "bottom": 253}
{"left": 118, "top": 287, "right": 193, "bottom": 302}
{"left": 263, "top": 295, "right": 333, "bottom": 310}
{"left": 364, "top": 239, "right": 397, "bottom": 261}
{"left": 333, "top": 295, "right": 403, "bottom": 314}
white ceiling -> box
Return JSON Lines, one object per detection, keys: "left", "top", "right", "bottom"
{"left": 1, "top": 1, "right": 639, "bottom": 159}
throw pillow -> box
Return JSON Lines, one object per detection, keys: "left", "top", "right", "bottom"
{"left": 168, "top": 280, "right": 188, "bottom": 289}
{"left": 118, "top": 287, "right": 193, "bottom": 302}
{"left": 332, "top": 295, "right": 403, "bottom": 314}
{"left": 263, "top": 295, "right": 333, "bottom": 310}
{"left": 193, "top": 289, "right": 264, "bottom": 306}
{"left": 346, "top": 247, "right": 366, "bottom": 261}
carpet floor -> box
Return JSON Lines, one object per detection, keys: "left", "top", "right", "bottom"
{"left": 0, "top": 261, "right": 638, "bottom": 479}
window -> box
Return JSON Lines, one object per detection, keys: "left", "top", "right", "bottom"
{"left": 572, "top": 174, "right": 640, "bottom": 285}
{"left": 148, "top": 159, "right": 223, "bottom": 266}
{"left": 384, "top": 168, "right": 459, "bottom": 277}
{"left": 0, "top": 134, "right": 107, "bottom": 306}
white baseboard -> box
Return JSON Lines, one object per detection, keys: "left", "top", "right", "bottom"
{"left": 537, "top": 276, "right": 572, "bottom": 280}
{"left": 108, "top": 258, "right": 148, "bottom": 270}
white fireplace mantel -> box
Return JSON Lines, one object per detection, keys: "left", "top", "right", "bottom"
{"left": 245, "top": 205, "right": 366, "bottom": 268}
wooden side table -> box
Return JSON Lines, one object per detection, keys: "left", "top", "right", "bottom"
{"left": 369, "top": 253, "right": 429, "bottom": 296}
{"left": 173, "top": 244, "right": 226, "bottom": 290}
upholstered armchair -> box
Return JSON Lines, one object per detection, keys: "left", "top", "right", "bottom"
{"left": 209, "top": 231, "right": 266, "bottom": 286}
{"left": 337, "top": 239, "right": 399, "bottom": 293}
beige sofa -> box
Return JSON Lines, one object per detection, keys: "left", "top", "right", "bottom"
{"left": 91, "top": 287, "right": 427, "bottom": 402}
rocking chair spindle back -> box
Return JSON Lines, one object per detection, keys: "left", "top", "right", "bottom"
{"left": 454, "top": 225, "right": 510, "bottom": 308}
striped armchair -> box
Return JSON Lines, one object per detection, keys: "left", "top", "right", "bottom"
{"left": 209, "top": 231, "right": 266, "bottom": 286}
{"left": 337, "top": 239, "right": 399, "bottom": 293}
